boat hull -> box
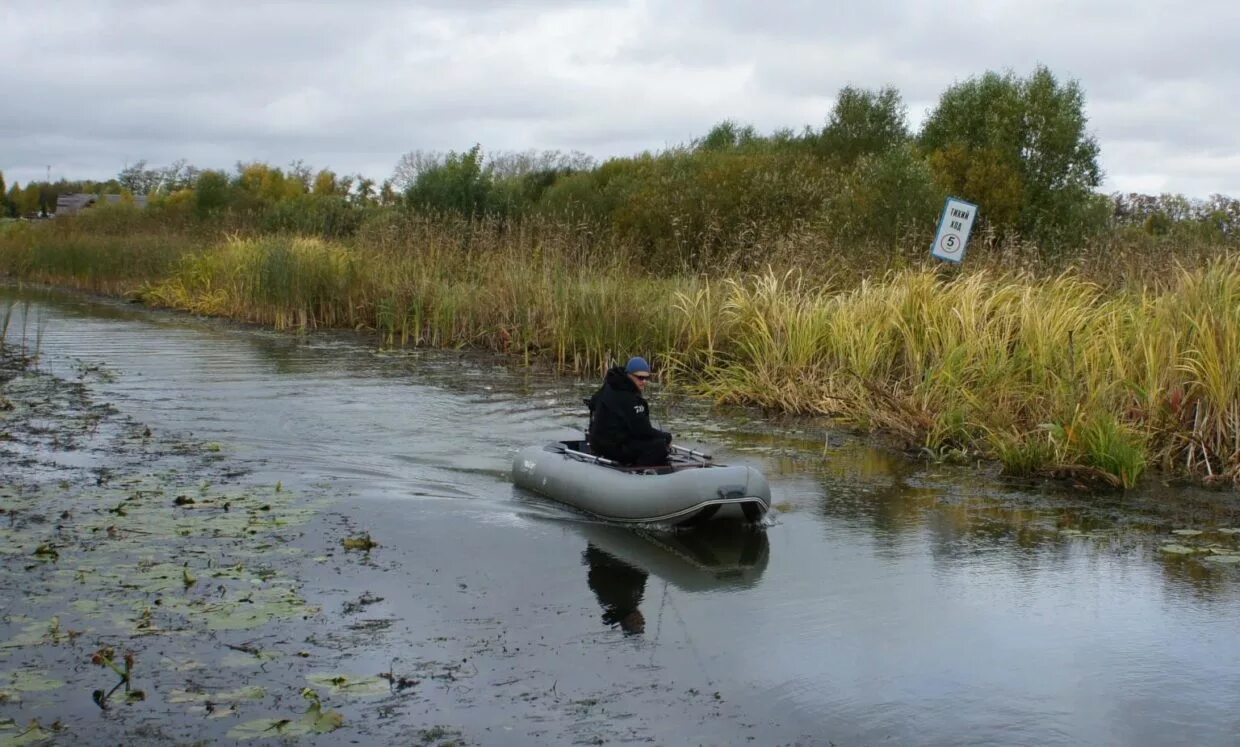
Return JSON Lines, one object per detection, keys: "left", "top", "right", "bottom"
{"left": 512, "top": 442, "right": 770, "bottom": 526}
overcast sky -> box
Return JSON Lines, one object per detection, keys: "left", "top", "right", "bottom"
{"left": 3, "top": 0, "right": 1237, "bottom": 197}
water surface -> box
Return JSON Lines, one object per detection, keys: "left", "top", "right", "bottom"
{"left": 4, "top": 286, "right": 1239, "bottom": 745}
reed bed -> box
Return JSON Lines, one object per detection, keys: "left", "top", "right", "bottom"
{"left": 0, "top": 216, "right": 204, "bottom": 294}
{"left": 2, "top": 217, "right": 1238, "bottom": 488}
{"left": 683, "top": 262, "right": 1240, "bottom": 488}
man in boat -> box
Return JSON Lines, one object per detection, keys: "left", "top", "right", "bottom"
{"left": 587, "top": 356, "right": 673, "bottom": 467}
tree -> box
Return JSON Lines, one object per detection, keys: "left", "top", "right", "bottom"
{"left": 312, "top": 169, "right": 338, "bottom": 196}
{"left": 695, "top": 120, "right": 761, "bottom": 152}
{"left": 404, "top": 144, "right": 492, "bottom": 217}
{"left": 354, "top": 176, "right": 376, "bottom": 205}
{"left": 19, "top": 183, "right": 42, "bottom": 216}
{"left": 485, "top": 149, "right": 595, "bottom": 178}
{"left": 826, "top": 144, "right": 942, "bottom": 246}
{"left": 5, "top": 183, "right": 20, "bottom": 217}
{"left": 155, "top": 159, "right": 199, "bottom": 192}
{"left": 818, "top": 86, "right": 911, "bottom": 166}
{"left": 378, "top": 179, "right": 398, "bottom": 206}
{"left": 0, "top": 171, "right": 7, "bottom": 217}
{"left": 918, "top": 66, "right": 1103, "bottom": 246}
{"left": 391, "top": 150, "right": 446, "bottom": 191}
{"left": 194, "top": 170, "right": 231, "bottom": 215}
{"left": 117, "top": 160, "right": 164, "bottom": 194}
{"left": 235, "top": 162, "right": 302, "bottom": 202}
{"left": 287, "top": 160, "right": 313, "bottom": 192}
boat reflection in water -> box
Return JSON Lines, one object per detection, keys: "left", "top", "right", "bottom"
{"left": 585, "top": 544, "right": 650, "bottom": 634}
{"left": 579, "top": 523, "right": 770, "bottom": 635}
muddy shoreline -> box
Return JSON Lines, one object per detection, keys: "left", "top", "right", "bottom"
{"left": 0, "top": 350, "right": 477, "bottom": 744}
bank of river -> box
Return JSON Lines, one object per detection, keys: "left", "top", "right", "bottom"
{"left": 3, "top": 284, "right": 1240, "bottom": 745}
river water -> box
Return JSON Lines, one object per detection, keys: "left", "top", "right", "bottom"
{"left": 3, "top": 285, "right": 1240, "bottom": 746}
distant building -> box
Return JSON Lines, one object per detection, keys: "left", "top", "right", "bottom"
{"left": 55, "top": 193, "right": 148, "bottom": 216}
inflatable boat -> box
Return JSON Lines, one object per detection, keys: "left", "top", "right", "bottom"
{"left": 512, "top": 440, "right": 770, "bottom": 526}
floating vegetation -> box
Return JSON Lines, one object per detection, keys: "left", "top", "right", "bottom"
{"left": 341, "top": 532, "right": 379, "bottom": 552}
{"left": 0, "top": 352, "right": 358, "bottom": 741}
{"left": 1159, "top": 544, "right": 1203, "bottom": 555}
{"left": 219, "top": 649, "right": 282, "bottom": 669}
{"left": 168, "top": 685, "right": 267, "bottom": 704}
{"left": 0, "top": 671, "right": 63, "bottom": 703}
{"left": 88, "top": 646, "right": 143, "bottom": 710}
{"left": 227, "top": 688, "right": 344, "bottom": 739}
{"left": 0, "top": 718, "right": 61, "bottom": 746}
{"left": 1156, "top": 528, "right": 1240, "bottom": 565}
{"left": 305, "top": 673, "right": 391, "bottom": 697}
{"left": 416, "top": 725, "right": 464, "bottom": 746}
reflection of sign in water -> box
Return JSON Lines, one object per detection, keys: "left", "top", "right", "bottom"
{"left": 931, "top": 197, "right": 978, "bottom": 263}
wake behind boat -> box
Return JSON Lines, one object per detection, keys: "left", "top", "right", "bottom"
{"left": 512, "top": 440, "right": 770, "bottom": 527}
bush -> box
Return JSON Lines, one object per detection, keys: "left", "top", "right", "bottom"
{"left": 919, "top": 66, "right": 1105, "bottom": 248}
{"left": 260, "top": 195, "right": 363, "bottom": 239}
{"left": 195, "top": 170, "right": 231, "bottom": 216}
{"left": 824, "top": 144, "right": 943, "bottom": 247}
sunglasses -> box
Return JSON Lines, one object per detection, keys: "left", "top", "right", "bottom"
{"left": 633, "top": 374, "right": 651, "bottom": 381}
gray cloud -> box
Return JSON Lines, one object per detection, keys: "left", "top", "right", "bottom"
{"left": 2, "top": 0, "right": 1237, "bottom": 197}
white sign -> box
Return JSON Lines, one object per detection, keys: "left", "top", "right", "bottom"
{"left": 931, "top": 197, "right": 978, "bottom": 263}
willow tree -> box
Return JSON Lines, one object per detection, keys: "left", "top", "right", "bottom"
{"left": 312, "top": 169, "right": 338, "bottom": 196}
{"left": 818, "top": 85, "right": 911, "bottom": 167}
{"left": 919, "top": 66, "right": 1107, "bottom": 247}
{"left": 403, "top": 144, "right": 492, "bottom": 218}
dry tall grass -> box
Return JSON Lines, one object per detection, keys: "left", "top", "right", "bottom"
{"left": 2, "top": 212, "right": 1238, "bottom": 487}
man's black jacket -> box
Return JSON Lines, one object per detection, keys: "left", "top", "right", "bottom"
{"left": 587, "top": 366, "right": 669, "bottom": 457}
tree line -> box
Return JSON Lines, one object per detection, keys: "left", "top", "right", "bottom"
{"left": 4, "top": 66, "right": 1236, "bottom": 266}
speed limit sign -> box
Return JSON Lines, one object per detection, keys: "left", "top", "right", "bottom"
{"left": 931, "top": 197, "right": 978, "bottom": 263}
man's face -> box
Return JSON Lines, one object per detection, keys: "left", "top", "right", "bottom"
{"left": 628, "top": 372, "right": 651, "bottom": 390}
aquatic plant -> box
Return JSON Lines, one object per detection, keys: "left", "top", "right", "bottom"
{"left": 4, "top": 207, "right": 1240, "bottom": 487}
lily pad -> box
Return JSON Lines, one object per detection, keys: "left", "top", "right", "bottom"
{"left": 0, "top": 620, "right": 61, "bottom": 651}
{"left": 1159, "top": 544, "right": 1201, "bottom": 555}
{"left": 1202, "top": 554, "right": 1240, "bottom": 564}
{"left": 159, "top": 657, "right": 204, "bottom": 672}
{"left": 192, "top": 588, "right": 316, "bottom": 631}
{"left": 306, "top": 673, "right": 390, "bottom": 697}
{"left": 0, "top": 719, "right": 53, "bottom": 747}
{"left": 169, "top": 685, "right": 266, "bottom": 704}
{"left": 227, "top": 690, "right": 344, "bottom": 739}
{"left": 1171, "top": 529, "right": 1203, "bottom": 537}
{"left": 221, "top": 650, "right": 281, "bottom": 668}
{"left": 0, "top": 670, "right": 63, "bottom": 704}
{"left": 70, "top": 600, "right": 101, "bottom": 615}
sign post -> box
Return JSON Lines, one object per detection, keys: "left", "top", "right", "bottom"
{"left": 931, "top": 197, "right": 978, "bottom": 263}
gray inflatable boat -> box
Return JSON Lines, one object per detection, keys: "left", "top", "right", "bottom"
{"left": 512, "top": 439, "right": 770, "bottom": 526}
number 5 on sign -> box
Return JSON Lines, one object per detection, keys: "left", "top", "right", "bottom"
{"left": 931, "top": 197, "right": 978, "bottom": 263}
